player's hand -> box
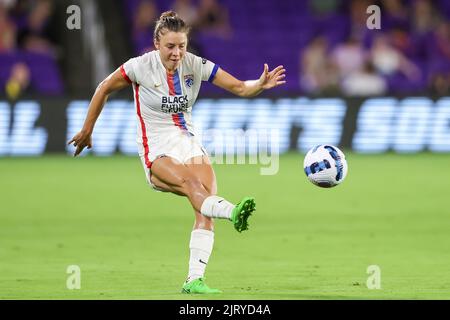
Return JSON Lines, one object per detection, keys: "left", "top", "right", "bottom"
{"left": 258, "top": 64, "right": 286, "bottom": 90}
{"left": 67, "top": 130, "right": 92, "bottom": 157}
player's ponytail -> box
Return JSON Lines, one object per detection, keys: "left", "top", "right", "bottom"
{"left": 154, "top": 11, "right": 190, "bottom": 42}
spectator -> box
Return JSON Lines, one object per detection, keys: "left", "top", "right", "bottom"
{"left": 427, "top": 21, "right": 450, "bottom": 95}
{"left": 0, "top": 2, "right": 17, "bottom": 51}
{"left": 196, "top": 0, "right": 232, "bottom": 39}
{"left": 300, "top": 36, "right": 339, "bottom": 94}
{"left": 133, "top": 0, "right": 158, "bottom": 55}
{"left": 341, "top": 61, "right": 387, "bottom": 96}
{"left": 428, "top": 21, "right": 450, "bottom": 62}
{"left": 381, "top": 0, "right": 409, "bottom": 30}
{"left": 5, "top": 62, "right": 31, "bottom": 100}
{"left": 331, "top": 36, "right": 366, "bottom": 78}
{"left": 388, "top": 27, "right": 420, "bottom": 59}
{"left": 429, "top": 72, "right": 450, "bottom": 95}
{"left": 348, "top": 0, "right": 371, "bottom": 41}
{"left": 171, "top": 0, "right": 202, "bottom": 55}
{"left": 17, "top": 0, "right": 56, "bottom": 55}
{"left": 371, "top": 34, "right": 421, "bottom": 82}
{"left": 172, "top": 0, "right": 198, "bottom": 26}
{"left": 412, "top": 0, "right": 439, "bottom": 35}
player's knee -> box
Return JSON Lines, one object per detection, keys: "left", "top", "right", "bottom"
{"left": 181, "top": 176, "right": 203, "bottom": 193}
{"left": 203, "top": 181, "right": 217, "bottom": 195}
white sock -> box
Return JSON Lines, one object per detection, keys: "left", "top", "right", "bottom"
{"left": 200, "top": 195, "right": 235, "bottom": 220}
{"left": 187, "top": 229, "right": 214, "bottom": 283}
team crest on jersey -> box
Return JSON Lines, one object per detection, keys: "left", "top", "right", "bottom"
{"left": 184, "top": 74, "right": 194, "bottom": 88}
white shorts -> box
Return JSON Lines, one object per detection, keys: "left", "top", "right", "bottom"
{"left": 138, "top": 130, "right": 208, "bottom": 191}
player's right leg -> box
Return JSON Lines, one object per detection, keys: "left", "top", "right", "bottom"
{"left": 150, "top": 156, "right": 256, "bottom": 232}
{"left": 150, "top": 156, "right": 255, "bottom": 294}
{"left": 149, "top": 156, "right": 210, "bottom": 212}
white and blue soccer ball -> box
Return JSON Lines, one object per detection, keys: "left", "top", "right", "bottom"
{"left": 303, "top": 144, "right": 348, "bottom": 188}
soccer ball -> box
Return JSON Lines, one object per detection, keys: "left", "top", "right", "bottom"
{"left": 303, "top": 144, "right": 348, "bottom": 188}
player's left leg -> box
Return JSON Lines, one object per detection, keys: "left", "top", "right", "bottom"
{"left": 187, "top": 156, "right": 255, "bottom": 233}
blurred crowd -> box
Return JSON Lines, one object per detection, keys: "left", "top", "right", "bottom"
{"left": 1, "top": 0, "right": 449, "bottom": 98}
{"left": 300, "top": 0, "right": 450, "bottom": 96}
{"left": 129, "top": 0, "right": 232, "bottom": 56}
{"left": 0, "top": 0, "right": 57, "bottom": 99}
{"left": 127, "top": 0, "right": 450, "bottom": 97}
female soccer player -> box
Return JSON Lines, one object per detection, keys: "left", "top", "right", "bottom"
{"left": 68, "top": 11, "right": 286, "bottom": 294}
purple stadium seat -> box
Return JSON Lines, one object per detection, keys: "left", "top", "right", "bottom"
{"left": 122, "top": 0, "right": 442, "bottom": 95}
{"left": 0, "top": 51, "right": 64, "bottom": 95}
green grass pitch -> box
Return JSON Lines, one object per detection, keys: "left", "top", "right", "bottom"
{"left": 1, "top": 152, "right": 450, "bottom": 300}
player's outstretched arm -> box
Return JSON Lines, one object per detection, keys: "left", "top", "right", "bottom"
{"left": 212, "top": 63, "right": 286, "bottom": 98}
{"left": 67, "top": 68, "right": 131, "bottom": 157}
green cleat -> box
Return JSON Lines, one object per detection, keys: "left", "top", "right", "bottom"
{"left": 230, "top": 197, "right": 256, "bottom": 233}
{"left": 181, "top": 278, "right": 222, "bottom": 294}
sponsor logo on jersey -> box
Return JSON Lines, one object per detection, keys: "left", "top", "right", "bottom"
{"left": 184, "top": 74, "right": 194, "bottom": 88}
{"left": 161, "top": 95, "right": 189, "bottom": 113}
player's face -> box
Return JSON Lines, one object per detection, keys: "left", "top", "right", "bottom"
{"left": 155, "top": 31, "right": 187, "bottom": 71}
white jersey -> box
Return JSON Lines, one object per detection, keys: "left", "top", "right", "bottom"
{"left": 120, "top": 50, "right": 219, "bottom": 169}
{"left": 121, "top": 50, "right": 218, "bottom": 131}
